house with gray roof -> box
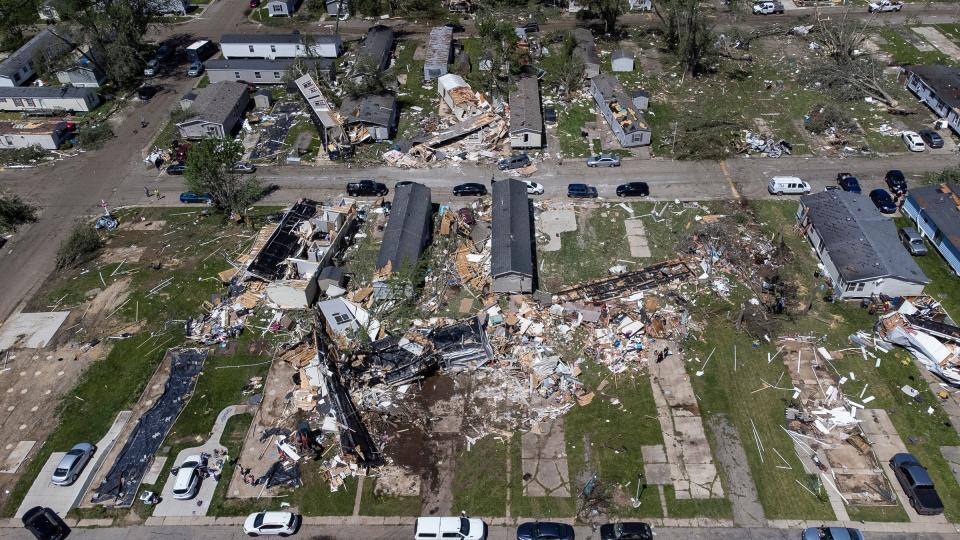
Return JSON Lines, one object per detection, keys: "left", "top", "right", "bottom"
{"left": 424, "top": 26, "right": 453, "bottom": 81}
{"left": 798, "top": 190, "right": 928, "bottom": 299}
{"left": 176, "top": 81, "right": 250, "bottom": 139}
{"left": 591, "top": 74, "right": 650, "bottom": 147}
{"left": 509, "top": 76, "right": 542, "bottom": 149}
{"left": 376, "top": 182, "right": 432, "bottom": 275}
{"left": 220, "top": 33, "right": 342, "bottom": 59}
{"left": 903, "top": 65, "right": 960, "bottom": 136}
{"left": 0, "top": 86, "right": 100, "bottom": 112}
{"left": 491, "top": 179, "right": 535, "bottom": 294}
{"left": 357, "top": 26, "right": 394, "bottom": 72}
{"left": 205, "top": 57, "right": 335, "bottom": 84}
{"left": 902, "top": 183, "right": 960, "bottom": 275}
{"left": 56, "top": 49, "right": 107, "bottom": 88}
{"left": 339, "top": 93, "right": 398, "bottom": 142}
{"left": 0, "top": 28, "right": 70, "bottom": 87}
{"left": 572, "top": 28, "right": 600, "bottom": 79}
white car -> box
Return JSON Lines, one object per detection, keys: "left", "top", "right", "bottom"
{"left": 171, "top": 454, "right": 206, "bottom": 500}
{"left": 243, "top": 511, "right": 301, "bottom": 536}
{"left": 524, "top": 181, "right": 544, "bottom": 195}
{"left": 414, "top": 516, "right": 486, "bottom": 540}
{"left": 902, "top": 131, "right": 926, "bottom": 152}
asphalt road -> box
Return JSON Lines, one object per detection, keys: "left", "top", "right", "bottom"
{"left": 0, "top": 524, "right": 956, "bottom": 540}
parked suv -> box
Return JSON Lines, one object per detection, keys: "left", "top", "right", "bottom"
{"left": 899, "top": 227, "right": 928, "bottom": 256}
{"left": 22, "top": 507, "right": 70, "bottom": 540}
{"left": 869, "top": 188, "right": 897, "bottom": 214}
{"left": 586, "top": 153, "right": 621, "bottom": 167}
{"left": 498, "top": 153, "right": 531, "bottom": 170}
{"left": 414, "top": 516, "right": 486, "bottom": 540}
{"left": 767, "top": 176, "right": 810, "bottom": 195}
{"left": 919, "top": 128, "right": 944, "bottom": 149}
{"left": 616, "top": 182, "right": 650, "bottom": 197}
{"left": 885, "top": 169, "right": 908, "bottom": 194}
{"left": 567, "top": 183, "right": 598, "bottom": 198}
{"left": 890, "top": 453, "right": 944, "bottom": 515}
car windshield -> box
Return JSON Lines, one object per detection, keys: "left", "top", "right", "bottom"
{"left": 67, "top": 449, "right": 84, "bottom": 456}
{"left": 54, "top": 467, "right": 69, "bottom": 476}
{"left": 254, "top": 513, "right": 265, "bottom": 528}
{"left": 287, "top": 514, "right": 296, "bottom": 526}
{"left": 182, "top": 460, "right": 198, "bottom": 468}
{"left": 459, "top": 517, "right": 470, "bottom": 535}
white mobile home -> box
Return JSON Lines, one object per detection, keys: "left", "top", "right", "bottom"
{"left": 0, "top": 86, "right": 100, "bottom": 113}
{"left": 219, "top": 33, "right": 342, "bottom": 60}
{"left": 508, "top": 77, "right": 543, "bottom": 149}
{"left": 0, "top": 120, "right": 69, "bottom": 150}
{"left": 267, "top": 0, "right": 301, "bottom": 16}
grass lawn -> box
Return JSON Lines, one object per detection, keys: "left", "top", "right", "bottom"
{"left": 875, "top": 26, "right": 957, "bottom": 67}
{"left": 341, "top": 214, "right": 385, "bottom": 288}
{"left": 394, "top": 38, "right": 437, "bottom": 141}
{"left": 360, "top": 477, "right": 422, "bottom": 516}
{"left": 557, "top": 102, "right": 594, "bottom": 158}
{"left": 452, "top": 436, "right": 509, "bottom": 516}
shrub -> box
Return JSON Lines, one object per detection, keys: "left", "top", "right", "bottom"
{"left": 55, "top": 222, "right": 103, "bottom": 269}
{"left": 0, "top": 193, "right": 37, "bottom": 232}
{"left": 805, "top": 103, "right": 858, "bottom": 135}
{"left": 77, "top": 122, "right": 115, "bottom": 150}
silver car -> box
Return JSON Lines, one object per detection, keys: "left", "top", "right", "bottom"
{"left": 51, "top": 443, "right": 96, "bottom": 486}
{"left": 586, "top": 153, "right": 621, "bottom": 167}
{"left": 899, "top": 227, "right": 928, "bottom": 256}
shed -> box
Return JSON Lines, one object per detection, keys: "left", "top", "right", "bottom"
{"left": 508, "top": 77, "right": 543, "bottom": 149}
{"left": 267, "top": 0, "right": 301, "bottom": 16}
{"left": 176, "top": 81, "right": 250, "bottom": 139}
{"left": 254, "top": 89, "right": 273, "bottom": 109}
{"left": 376, "top": 182, "right": 433, "bottom": 274}
{"left": 358, "top": 26, "right": 394, "bottom": 72}
{"left": 491, "top": 179, "right": 535, "bottom": 294}
{"left": 424, "top": 26, "right": 454, "bottom": 81}
{"left": 797, "top": 190, "right": 928, "bottom": 299}
{"left": 611, "top": 49, "right": 635, "bottom": 72}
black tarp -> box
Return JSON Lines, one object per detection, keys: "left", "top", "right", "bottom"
{"left": 91, "top": 349, "right": 206, "bottom": 506}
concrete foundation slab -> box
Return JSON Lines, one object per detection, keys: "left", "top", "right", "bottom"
{"left": 0, "top": 311, "right": 70, "bottom": 350}
{"left": 913, "top": 27, "right": 960, "bottom": 57}
{"left": 142, "top": 456, "right": 168, "bottom": 486}
{"left": 520, "top": 419, "right": 570, "bottom": 497}
{"left": 539, "top": 209, "right": 577, "bottom": 252}
{"left": 0, "top": 441, "right": 35, "bottom": 473}
{"left": 624, "top": 218, "right": 651, "bottom": 257}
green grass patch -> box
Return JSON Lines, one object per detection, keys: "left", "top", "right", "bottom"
{"left": 452, "top": 436, "right": 508, "bottom": 516}
{"left": 360, "top": 476, "right": 422, "bottom": 516}
{"left": 875, "top": 26, "right": 957, "bottom": 67}
{"left": 557, "top": 102, "right": 594, "bottom": 158}
{"left": 846, "top": 503, "right": 909, "bottom": 523}
{"left": 205, "top": 412, "right": 254, "bottom": 515}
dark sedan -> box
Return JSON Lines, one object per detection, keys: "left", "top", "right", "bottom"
{"left": 869, "top": 188, "right": 897, "bottom": 214}
{"left": 616, "top": 182, "right": 650, "bottom": 197}
{"left": 517, "top": 521, "right": 574, "bottom": 540}
{"left": 453, "top": 182, "right": 488, "bottom": 196}
{"left": 22, "top": 506, "right": 70, "bottom": 540}
{"left": 600, "top": 522, "right": 652, "bottom": 540}
{"left": 567, "top": 183, "right": 598, "bottom": 198}
{"left": 837, "top": 173, "right": 861, "bottom": 194}
{"left": 919, "top": 128, "right": 944, "bottom": 149}
{"left": 890, "top": 453, "right": 944, "bottom": 515}
{"left": 179, "top": 192, "right": 213, "bottom": 204}
{"left": 885, "top": 169, "right": 907, "bottom": 195}
{"left": 166, "top": 163, "right": 186, "bottom": 175}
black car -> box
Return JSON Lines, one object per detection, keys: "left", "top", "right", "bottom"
{"left": 616, "top": 182, "right": 650, "bottom": 197}
{"left": 890, "top": 453, "right": 944, "bottom": 515}
{"left": 520, "top": 21, "right": 540, "bottom": 33}
{"left": 516, "top": 521, "right": 574, "bottom": 540}
{"left": 166, "top": 163, "right": 186, "bottom": 175}
{"left": 346, "top": 180, "right": 388, "bottom": 197}
{"left": 837, "top": 173, "right": 861, "bottom": 194}
{"left": 544, "top": 107, "right": 557, "bottom": 125}
{"left": 453, "top": 182, "right": 487, "bottom": 196}
{"left": 137, "top": 85, "right": 159, "bottom": 101}
{"left": 885, "top": 169, "right": 908, "bottom": 195}
{"left": 869, "top": 188, "right": 897, "bottom": 214}
{"left": 600, "top": 522, "right": 653, "bottom": 540}
{"left": 919, "top": 128, "right": 944, "bottom": 149}
{"left": 22, "top": 506, "right": 70, "bottom": 540}
{"left": 567, "top": 183, "right": 598, "bottom": 198}
{"left": 154, "top": 42, "right": 173, "bottom": 61}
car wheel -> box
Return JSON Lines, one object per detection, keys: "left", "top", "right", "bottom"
{"left": 777, "top": 191, "right": 783, "bottom": 196}
{"left": 279, "top": 534, "right": 289, "bottom": 538}
{"left": 247, "top": 533, "right": 259, "bottom": 537}
{"left": 615, "top": 163, "right": 620, "bottom": 167}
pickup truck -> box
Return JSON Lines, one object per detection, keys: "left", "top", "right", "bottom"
{"left": 753, "top": 1, "right": 784, "bottom": 14}
{"left": 890, "top": 453, "right": 944, "bottom": 515}
{"left": 868, "top": 0, "right": 902, "bottom": 12}
{"left": 346, "top": 180, "right": 388, "bottom": 197}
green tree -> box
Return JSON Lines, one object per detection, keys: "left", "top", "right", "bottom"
{"left": 652, "top": 0, "right": 717, "bottom": 76}
{"left": 0, "top": 0, "right": 41, "bottom": 52}
{"left": 591, "top": 0, "right": 623, "bottom": 35}
{"left": 541, "top": 32, "right": 584, "bottom": 100}
{"left": 56, "top": 221, "right": 102, "bottom": 269}
{"left": 184, "top": 139, "right": 263, "bottom": 214}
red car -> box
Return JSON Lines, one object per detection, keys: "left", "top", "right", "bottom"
{"left": 249, "top": 0, "right": 260, "bottom": 7}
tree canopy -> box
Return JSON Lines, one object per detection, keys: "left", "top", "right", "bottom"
{"left": 184, "top": 139, "right": 263, "bottom": 214}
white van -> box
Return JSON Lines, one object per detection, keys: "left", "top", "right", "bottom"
{"left": 414, "top": 516, "right": 487, "bottom": 539}
{"left": 768, "top": 176, "right": 811, "bottom": 195}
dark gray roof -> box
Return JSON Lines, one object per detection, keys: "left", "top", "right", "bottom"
{"left": 801, "top": 190, "right": 928, "bottom": 284}
{"left": 0, "top": 28, "right": 68, "bottom": 80}
{"left": 425, "top": 26, "right": 453, "bottom": 68}
{"left": 376, "top": 182, "right": 432, "bottom": 272}
{"left": 572, "top": 28, "right": 599, "bottom": 66}
{"left": 339, "top": 93, "right": 396, "bottom": 127}
{"left": 907, "top": 184, "right": 960, "bottom": 248}
{"left": 0, "top": 85, "right": 94, "bottom": 99}
{"left": 358, "top": 26, "right": 394, "bottom": 70}
{"left": 186, "top": 81, "right": 248, "bottom": 125}
{"left": 491, "top": 179, "right": 534, "bottom": 279}
{"left": 905, "top": 65, "right": 960, "bottom": 109}
{"left": 509, "top": 77, "right": 542, "bottom": 134}
{"left": 221, "top": 33, "right": 341, "bottom": 45}
{"left": 205, "top": 57, "right": 334, "bottom": 71}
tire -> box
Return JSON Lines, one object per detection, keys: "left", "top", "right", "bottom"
{"left": 248, "top": 534, "right": 259, "bottom": 537}
{"left": 777, "top": 191, "right": 783, "bottom": 196}
{"left": 280, "top": 534, "right": 289, "bottom": 538}
{"left": 615, "top": 163, "right": 621, "bottom": 167}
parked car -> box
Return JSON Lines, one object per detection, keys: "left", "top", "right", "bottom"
{"left": 586, "top": 153, "right": 621, "bottom": 167}
{"left": 457, "top": 207, "right": 476, "bottom": 226}
{"left": 902, "top": 130, "right": 926, "bottom": 152}
{"left": 143, "top": 58, "right": 160, "bottom": 77}
{"left": 837, "top": 173, "right": 862, "bottom": 194}
{"left": 187, "top": 61, "right": 204, "bottom": 77}
{"left": 346, "top": 180, "right": 388, "bottom": 197}
{"left": 520, "top": 20, "right": 540, "bottom": 33}
{"left": 172, "top": 454, "right": 207, "bottom": 500}
{"left": 753, "top": 1, "right": 784, "bottom": 14}
{"left": 414, "top": 516, "right": 486, "bottom": 540}
{"left": 869, "top": 188, "right": 897, "bottom": 214}
{"left": 919, "top": 128, "right": 944, "bottom": 149}
{"left": 524, "top": 181, "right": 544, "bottom": 195}
{"left": 767, "top": 176, "right": 810, "bottom": 195}
{"left": 567, "top": 183, "right": 598, "bottom": 198}
{"left": 395, "top": 180, "right": 414, "bottom": 188}
{"left": 230, "top": 162, "right": 256, "bottom": 174}
{"left": 154, "top": 43, "right": 173, "bottom": 61}
{"left": 801, "top": 527, "right": 864, "bottom": 540}
{"left": 543, "top": 107, "right": 557, "bottom": 125}
{"left": 517, "top": 521, "right": 574, "bottom": 540}
{"left": 243, "top": 511, "right": 301, "bottom": 537}
{"left": 616, "top": 182, "right": 650, "bottom": 197}
{"left": 453, "top": 183, "right": 488, "bottom": 196}
{"left": 498, "top": 153, "right": 531, "bottom": 170}
{"left": 51, "top": 443, "right": 96, "bottom": 486}
{"left": 599, "top": 522, "right": 652, "bottom": 540}
{"left": 890, "top": 453, "right": 944, "bottom": 515}
{"left": 899, "top": 227, "right": 928, "bottom": 256}
{"left": 166, "top": 163, "right": 186, "bottom": 175}
{"left": 180, "top": 192, "right": 213, "bottom": 204}
{"left": 137, "top": 85, "right": 159, "bottom": 101}
{"left": 22, "top": 506, "right": 70, "bottom": 540}
{"left": 885, "top": 169, "right": 908, "bottom": 195}
{"left": 443, "top": 21, "right": 466, "bottom": 32}
{"left": 868, "top": 0, "right": 902, "bottom": 11}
